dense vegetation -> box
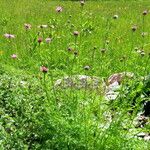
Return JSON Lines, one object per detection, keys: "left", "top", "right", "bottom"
{"left": 0, "top": 0, "right": 150, "bottom": 149}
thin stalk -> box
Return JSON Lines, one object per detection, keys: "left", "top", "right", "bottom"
{"left": 142, "top": 15, "right": 145, "bottom": 49}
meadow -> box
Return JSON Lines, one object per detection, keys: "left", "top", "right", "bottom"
{"left": 0, "top": 0, "right": 150, "bottom": 149}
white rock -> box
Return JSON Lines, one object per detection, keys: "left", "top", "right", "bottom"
{"left": 105, "top": 81, "right": 120, "bottom": 100}
{"left": 106, "top": 81, "right": 120, "bottom": 91}
{"left": 137, "top": 132, "right": 147, "bottom": 137}
{"left": 144, "top": 135, "right": 150, "bottom": 141}
{"left": 108, "top": 72, "right": 134, "bottom": 85}
{"left": 54, "top": 75, "right": 106, "bottom": 92}
{"left": 105, "top": 92, "right": 119, "bottom": 100}
{"left": 104, "top": 72, "right": 134, "bottom": 101}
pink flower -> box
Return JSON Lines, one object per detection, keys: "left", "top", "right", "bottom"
{"left": 24, "top": 23, "right": 32, "bottom": 30}
{"left": 143, "top": 10, "right": 148, "bottom": 16}
{"left": 38, "top": 37, "right": 42, "bottom": 44}
{"left": 45, "top": 38, "right": 52, "bottom": 43}
{"left": 73, "top": 31, "right": 79, "bottom": 36}
{"left": 4, "top": 33, "right": 15, "bottom": 39}
{"left": 56, "top": 6, "right": 63, "bottom": 12}
{"left": 11, "top": 54, "right": 17, "bottom": 59}
{"left": 40, "top": 66, "right": 48, "bottom": 73}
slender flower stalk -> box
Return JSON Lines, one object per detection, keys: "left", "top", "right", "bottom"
{"left": 73, "top": 31, "right": 79, "bottom": 51}
{"left": 80, "top": 0, "right": 85, "bottom": 6}
{"left": 40, "top": 66, "right": 50, "bottom": 103}
{"left": 80, "top": 0, "right": 85, "bottom": 9}
{"left": 141, "top": 10, "right": 148, "bottom": 49}
{"left": 144, "top": 54, "right": 150, "bottom": 75}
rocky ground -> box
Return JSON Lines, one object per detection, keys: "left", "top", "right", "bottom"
{"left": 54, "top": 72, "right": 150, "bottom": 140}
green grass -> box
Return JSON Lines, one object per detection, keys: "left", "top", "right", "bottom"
{"left": 0, "top": 0, "right": 150, "bottom": 149}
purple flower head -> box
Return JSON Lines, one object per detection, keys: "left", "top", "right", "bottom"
{"left": 11, "top": 54, "right": 17, "bottom": 59}
{"left": 45, "top": 38, "right": 52, "bottom": 43}
{"left": 24, "top": 23, "right": 32, "bottom": 30}
{"left": 56, "top": 6, "right": 63, "bottom": 13}
{"left": 38, "top": 37, "right": 42, "bottom": 43}
{"left": 40, "top": 66, "right": 48, "bottom": 73}
{"left": 4, "top": 33, "right": 15, "bottom": 39}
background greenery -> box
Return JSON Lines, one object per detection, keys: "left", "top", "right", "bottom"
{"left": 0, "top": 0, "right": 150, "bottom": 149}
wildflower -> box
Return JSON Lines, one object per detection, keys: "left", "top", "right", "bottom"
{"left": 134, "top": 47, "right": 138, "bottom": 51}
{"left": 143, "top": 10, "right": 148, "bottom": 16}
{"left": 40, "top": 66, "right": 48, "bottom": 73}
{"left": 120, "top": 56, "right": 126, "bottom": 62}
{"left": 141, "top": 32, "right": 148, "bottom": 37}
{"left": 101, "top": 48, "right": 106, "bottom": 54}
{"left": 38, "top": 25, "right": 48, "bottom": 29}
{"left": 73, "top": 31, "right": 79, "bottom": 36}
{"left": 24, "top": 23, "right": 31, "bottom": 30}
{"left": 4, "top": 33, "right": 15, "bottom": 39}
{"left": 84, "top": 65, "right": 90, "bottom": 70}
{"left": 11, "top": 54, "right": 17, "bottom": 59}
{"left": 131, "top": 25, "right": 137, "bottom": 32}
{"left": 38, "top": 37, "right": 42, "bottom": 44}
{"left": 136, "top": 49, "right": 145, "bottom": 56}
{"left": 45, "top": 38, "right": 52, "bottom": 43}
{"left": 74, "top": 51, "right": 78, "bottom": 56}
{"left": 67, "top": 47, "right": 73, "bottom": 51}
{"left": 140, "top": 52, "right": 145, "bottom": 57}
{"left": 113, "top": 15, "right": 118, "bottom": 19}
{"left": 80, "top": 0, "right": 85, "bottom": 6}
{"left": 67, "top": 20, "right": 71, "bottom": 24}
{"left": 106, "top": 40, "right": 110, "bottom": 45}
{"left": 56, "top": 6, "right": 63, "bottom": 13}
{"left": 136, "top": 49, "right": 142, "bottom": 54}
